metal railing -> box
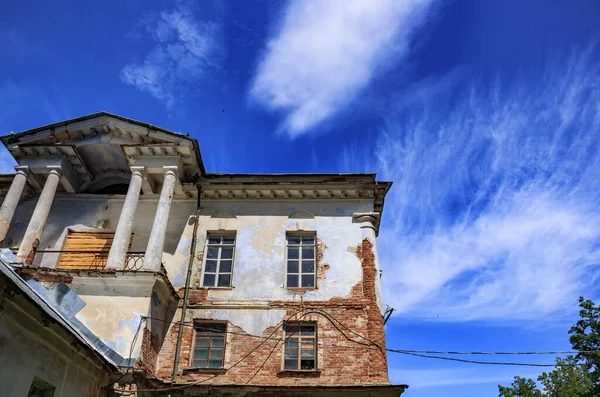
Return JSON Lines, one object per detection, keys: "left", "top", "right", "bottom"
{"left": 31, "top": 250, "right": 146, "bottom": 271}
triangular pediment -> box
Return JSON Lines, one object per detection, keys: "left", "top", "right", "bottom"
{"left": 1, "top": 112, "right": 195, "bottom": 148}
{"left": 0, "top": 112, "right": 204, "bottom": 192}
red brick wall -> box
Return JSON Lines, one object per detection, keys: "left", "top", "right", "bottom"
{"left": 138, "top": 328, "right": 161, "bottom": 375}
{"left": 150, "top": 238, "right": 389, "bottom": 386}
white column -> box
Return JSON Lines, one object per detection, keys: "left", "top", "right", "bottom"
{"left": 0, "top": 166, "right": 29, "bottom": 246}
{"left": 17, "top": 168, "right": 61, "bottom": 265}
{"left": 144, "top": 168, "right": 177, "bottom": 271}
{"left": 106, "top": 167, "right": 144, "bottom": 269}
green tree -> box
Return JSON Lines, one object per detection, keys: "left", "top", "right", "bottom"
{"left": 568, "top": 297, "right": 600, "bottom": 394}
{"left": 498, "top": 376, "right": 543, "bottom": 397}
{"left": 538, "top": 356, "right": 593, "bottom": 397}
{"left": 498, "top": 297, "right": 598, "bottom": 397}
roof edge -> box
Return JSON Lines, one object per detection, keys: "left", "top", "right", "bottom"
{"left": 1, "top": 111, "right": 205, "bottom": 176}
{"left": 0, "top": 257, "right": 121, "bottom": 372}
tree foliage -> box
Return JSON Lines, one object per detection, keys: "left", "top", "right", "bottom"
{"left": 498, "top": 297, "right": 599, "bottom": 397}
{"left": 498, "top": 377, "right": 543, "bottom": 397}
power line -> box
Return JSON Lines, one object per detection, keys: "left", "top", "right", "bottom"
{"left": 146, "top": 315, "right": 598, "bottom": 357}
{"left": 113, "top": 310, "right": 592, "bottom": 394}
{"left": 113, "top": 309, "right": 306, "bottom": 395}
{"left": 394, "top": 351, "right": 570, "bottom": 367}
{"left": 390, "top": 349, "right": 592, "bottom": 355}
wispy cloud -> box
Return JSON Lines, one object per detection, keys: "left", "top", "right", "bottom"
{"left": 120, "top": 2, "right": 222, "bottom": 109}
{"left": 371, "top": 48, "right": 600, "bottom": 321}
{"left": 250, "top": 0, "right": 435, "bottom": 137}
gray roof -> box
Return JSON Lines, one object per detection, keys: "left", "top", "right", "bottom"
{"left": 0, "top": 256, "right": 121, "bottom": 372}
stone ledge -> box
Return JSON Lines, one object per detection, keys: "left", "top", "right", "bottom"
{"left": 182, "top": 367, "right": 227, "bottom": 375}
{"left": 277, "top": 370, "right": 322, "bottom": 378}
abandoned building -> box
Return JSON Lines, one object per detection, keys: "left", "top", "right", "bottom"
{"left": 0, "top": 112, "right": 407, "bottom": 396}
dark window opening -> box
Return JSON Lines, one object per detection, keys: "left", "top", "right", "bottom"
{"left": 193, "top": 323, "right": 226, "bottom": 368}
{"left": 28, "top": 377, "right": 55, "bottom": 397}
{"left": 284, "top": 324, "right": 316, "bottom": 370}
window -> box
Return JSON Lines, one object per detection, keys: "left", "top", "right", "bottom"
{"left": 193, "top": 323, "right": 226, "bottom": 368}
{"left": 283, "top": 324, "right": 316, "bottom": 370}
{"left": 28, "top": 377, "right": 55, "bottom": 397}
{"left": 203, "top": 234, "right": 235, "bottom": 287}
{"left": 286, "top": 234, "right": 316, "bottom": 288}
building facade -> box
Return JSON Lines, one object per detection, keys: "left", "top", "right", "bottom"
{"left": 0, "top": 113, "right": 406, "bottom": 396}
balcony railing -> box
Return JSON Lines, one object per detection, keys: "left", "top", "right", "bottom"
{"left": 32, "top": 250, "right": 146, "bottom": 271}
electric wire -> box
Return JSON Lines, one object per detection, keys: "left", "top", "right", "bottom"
{"left": 113, "top": 309, "right": 306, "bottom": 395}
{"left": 139, "top": 315, "right": 600, "bottom": 358}
{"left": 112, "top": 310, "right": 594, "bottom": 394}
{"left": 102, "top": 316, "right": 146, "bottom": 391}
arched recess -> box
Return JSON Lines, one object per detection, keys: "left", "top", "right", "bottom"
{"left": 211, "top": 210, "right": 237, "bottom": 219}
{"left": 81, "top": 173, "right": 133, "bottom": 195}
{"left": 288, "top": 210, "right": 315, "bottom": 219}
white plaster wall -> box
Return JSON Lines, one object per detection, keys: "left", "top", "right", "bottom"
{"left": 195, "top": 200, "right": 374, "bottom": 302}
{"left": 0, "top": 314, "right": 108, "bottom": 396}
{"left": 188, "top": 308, "right": 288, "bottom": 337}
{"left": 75, "top": 295, "right": 149, "bottom": 358}
{"left": 183, "top": 200, "right": 376, "bottom": 336}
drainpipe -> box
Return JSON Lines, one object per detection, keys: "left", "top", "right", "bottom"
{"left": 171, "top": 186, "right": 202, "bottom": 382}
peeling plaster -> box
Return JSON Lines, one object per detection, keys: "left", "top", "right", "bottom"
{"left": 184, "top": 200, "right": 379, "bottom": 337}
{"left": 193, "top": 201, "right": 374, "bottom": 303}
{"left": 75, "top": 296, "right": 149, "bottom": 358}
{"left": 188, "top": 308, "right": 288, "bottom": 337}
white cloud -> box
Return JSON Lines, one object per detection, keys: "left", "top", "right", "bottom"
{"left": 120, "top": 2, "right": 221, "bottom": 109}
{"left": 372, "top": 49, "right": 600, "bottom": 321}
{"left": 250, "top": 0, "right": 434, "bottom": 137}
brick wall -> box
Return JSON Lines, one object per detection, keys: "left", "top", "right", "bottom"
{"left": 149, "top": 238, "right": 389, "bottom": 386}
{"left": 138, "top": 328, "right": 161, "bottom": 375}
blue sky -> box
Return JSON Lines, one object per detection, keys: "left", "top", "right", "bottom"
{"left": 2, "top": 0, "right": 600, "bottom": 395}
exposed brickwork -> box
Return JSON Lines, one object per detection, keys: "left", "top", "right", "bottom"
{"left": 138, "top": 328, "right": 161, "bottom": 375}
{"left": 179, "top": 287, "right": 209, "bottom": 304}
{"left": 19, "top": 270, "right": 73, "bottom": 284}
{"left": 25, "top": 238, "right": 39, "bottom": 266}
{"left": 316, "top": 239, "right": 330, "bottom": 282}
{"left": 153, "top": 238, "right": 390, "bottom": 387}
{"left": 355, "top": 238, "right": 388, "bottom": 381}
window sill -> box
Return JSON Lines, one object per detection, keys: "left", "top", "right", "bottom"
{"left": 183, "top": 367, "right": 227, "bottom": 375}
{"left": 202, "top": 286, "right": 235, "bottom": 290}
{"left": 277, "top": 370, "right": 321, "bottom": 377}
{"left": 286, "top": 287, "right": 318, "bottom": 291}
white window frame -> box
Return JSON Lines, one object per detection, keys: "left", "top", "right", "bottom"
{"left": 285, "top": 232, "right": 317, "bottom": 289}
{"left": 201, "top": 232, "right": 236, "bottom": 288}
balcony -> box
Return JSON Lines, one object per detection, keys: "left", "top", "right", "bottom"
{"left": 31, "top": 250, "right": 146, "bottom": 271}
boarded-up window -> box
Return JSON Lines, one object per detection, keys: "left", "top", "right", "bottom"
{"left": 57, "top": 232, "right": 133, "bottom": 270}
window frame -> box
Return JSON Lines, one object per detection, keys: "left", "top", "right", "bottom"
{"left": 201, "top": 232, "right": 237, "bottom": 288}
{"left": 191, "top": 321, "right": 228, "bottom": 369}
{"left": 284, "top": 232, "right": 317, "bottom": 289}
{"left": 281, "top": 323, "right": 318, "bottom": 371}
{"left": 28, "top": 377, "right": 55, "bottom": 397}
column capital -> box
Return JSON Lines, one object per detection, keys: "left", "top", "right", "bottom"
{"left": 130, "top": 166, "right": 145, "bottom": 177}
{"left": 163, "top": 165, "right": 179, "bottom": 178}
{"left": 14, "top": 165, "right": 30, "bottom": 176}
{"left": 46, "top": 166, "right": 63, "bottom": 177}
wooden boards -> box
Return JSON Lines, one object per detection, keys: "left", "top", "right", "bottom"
{"left": 56, "top": 232, "right": 133, "bottom": 270}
